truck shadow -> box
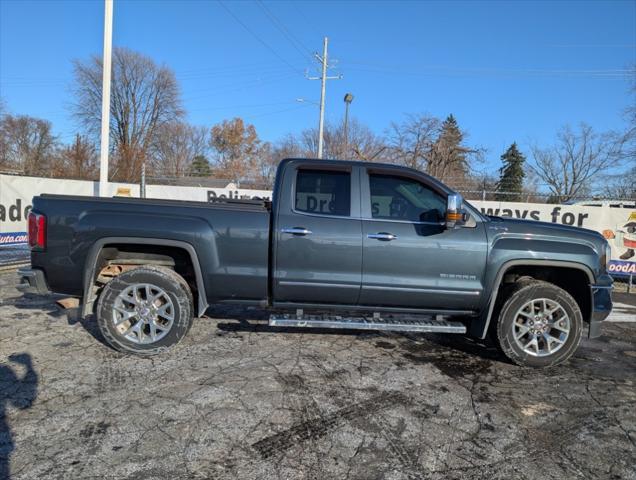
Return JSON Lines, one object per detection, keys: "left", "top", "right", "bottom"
{"left": 209, "top": 304, "right": 508, "bottom": 365}
{"left": 11, "top": 293, "right": 508, "bottom": 365}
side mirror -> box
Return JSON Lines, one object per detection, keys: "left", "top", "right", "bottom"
{"left": 446, "top": 194, "right": 467, "bottom": 229}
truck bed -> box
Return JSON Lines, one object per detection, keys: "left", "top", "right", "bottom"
{"left": 30, "top": 194, "right": 271, "bottom": 304}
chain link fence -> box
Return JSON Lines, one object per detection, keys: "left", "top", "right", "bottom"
{"left": 146, "top": 175, "right": 272, "bottom": 190}
{"left": 457, "top": 189, "right": 636, "bottom": 204}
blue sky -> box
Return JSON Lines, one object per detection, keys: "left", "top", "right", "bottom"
{"left": 1, "top": 0, "right": 634, "bottom": 174}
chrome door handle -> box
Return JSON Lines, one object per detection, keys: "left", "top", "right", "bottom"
{"left": 367, "top": 232, "right": 398, "bottom": 241}
{"left": 281, "top": 227, "right": 312, "bottom": 236}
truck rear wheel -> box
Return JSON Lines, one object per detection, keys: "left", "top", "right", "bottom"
{"left": 96, "top": 265, "right": 194, "bottom": 356}
{"left": 495, "top": 279, "right": 583, "bottom": 367}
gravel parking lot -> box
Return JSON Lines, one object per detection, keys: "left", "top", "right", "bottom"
{"left": 1, "top": 270, "right": 635, "bottom": 480}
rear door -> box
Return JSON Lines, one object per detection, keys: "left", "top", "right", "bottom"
{"left": 273, "top": 162, "right": 362, "bottom": 305}
{"left": 359, "top": 168, "right": 488, "bottom": 312}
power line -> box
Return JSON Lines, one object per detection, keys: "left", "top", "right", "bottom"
{"left": 243, "top": 103, "right": 312, "bottom": 120}
{"left": 342, "top": 62, "right": 635, "bottom": 78}
{"left": 189, "top": 100, "right": 300, "bottom": 113}
{"left": 217, "top": 0, "right": 305, "bottom": 77}
{"left": 177, "top": 60, "right": 274, "bottom": 76}
{"left": 290, "top": 2, "right": 322, "bottom": 38}
{"left": 177, "top": 64, "right": 293, "bottom": 81}
{"left": 183, "top": 71, "right": 298, "bottom": 102}
{"left": 254, "top": 0, "right": 314, "bottom": 63}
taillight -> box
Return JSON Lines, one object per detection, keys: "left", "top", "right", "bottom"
{"left": 28, "top": 212, "right": 46, "bottom": 250}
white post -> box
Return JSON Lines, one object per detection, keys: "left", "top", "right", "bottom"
{"left": 98, "top": 0, "right": 113, "bottom": 197}
{"left": 317, "top": 37, "right": 328, "bottom": 159}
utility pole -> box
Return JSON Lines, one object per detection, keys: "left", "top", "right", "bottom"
{"left": 307, "top": 37, "right": 341, "bottom": 159}
{"left": 98, "top": 0, "right": 113, "bottom": 197}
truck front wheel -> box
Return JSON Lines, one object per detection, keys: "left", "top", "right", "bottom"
{"left": 495, "top": 279, "right": 583, "bottom": 367}
{"left": 96, "top": 265, "right": 194, "bottom": 356}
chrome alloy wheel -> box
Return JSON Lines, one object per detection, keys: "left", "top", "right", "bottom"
{"left": 111, "top": 283, "right": 175, "bottom": 344}
{"left": 512, "top": 298, "right": 570, "bottom": 357}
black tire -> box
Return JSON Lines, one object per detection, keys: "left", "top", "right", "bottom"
{"left": 96, "top": 265, "right": 194, "bottom": 356}
{"left": 494, "top": 279, "right": 583, "bottom": 367}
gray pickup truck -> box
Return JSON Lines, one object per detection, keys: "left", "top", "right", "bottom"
{"left": 19, "top": 158, "right": 613, "bottom": 367}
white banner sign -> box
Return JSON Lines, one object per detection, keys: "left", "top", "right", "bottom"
{"left": 1, "top": 174, "right": 634, "bottom": 275}
{"left": 0, "top": 174, "right": 270, "bottom": 246}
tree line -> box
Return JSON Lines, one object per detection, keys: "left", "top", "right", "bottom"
{"left": 1, "top": 47, "right": 634, "bottom": 201}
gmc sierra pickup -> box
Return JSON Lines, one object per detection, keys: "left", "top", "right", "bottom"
{"left": 18, "top": 158, "right": 613, "bottom": 367}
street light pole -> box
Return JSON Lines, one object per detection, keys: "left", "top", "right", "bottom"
{"left": 98, "top": 0, "right": 113, "bottom": 197}
{"left": 343, "top": 93, "right": 353, "bottom": 158}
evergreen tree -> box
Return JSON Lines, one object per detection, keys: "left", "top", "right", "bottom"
{"left": 495, "top": 143, "right": 526, "bottom": 202}
{"left": 428, "top": 114, "right": 470, "bottom": 186}
{"left": 189, "top": 155, "right": 211, "bottom": 177}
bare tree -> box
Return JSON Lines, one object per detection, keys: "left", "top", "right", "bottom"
{"left": 273, "top": 133, "right": 305, "bottom": 160}
{"left": 531, "top": 124, "right": 628, "bottom": 202}
{"left": 52, "top": 134, "right": 98, "bottom": 179}
{"left": 299, "top": 127, "right": 320, "bottom": 158}
{"left": 296, "top": 119, "right": 389, "bottom": 162}
{"left": 0, "top": 114, "right": 57, "bottom": 175}
{"left": 624, "top": 71, "right": 636, "bottom": 162}
{"left": 605, "top": 166, "right": 636, "bottom": 200}
{"left": 151, "top": 122, "right": 208, "bottom": 177}
{"left": 71, "top": 47, "right": 183, "bottom": 182}
{"left": 521, "top": 169, "right": 547, "bottom": 203}
{"left": 251, "top": 133, "right": 304, "bottom": 187}
{"left": 459, "top": 171, "right": 499, "bottom": 201}
{"left": 386, "top": 114, "right": 440, "bottom": 171}
{"left": 332, "top": 118, "right": 388, "bottom": 161}
{"left": 346, "top": 121, "right": 389, "bottom": 162}
{"left": 252, "top": 142, "right": 278, "bottom": 188}
{"left": 209, "top": 117, "right": 263, "bottom": 185}
{"left": 587, "top": 67, "right": 636, "bottom": 201}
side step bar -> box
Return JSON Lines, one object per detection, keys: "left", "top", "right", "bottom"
{"left": 269, "top": 311, "right": 466, "bottom": 334}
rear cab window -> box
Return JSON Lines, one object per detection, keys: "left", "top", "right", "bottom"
{"left": 295, "top": 169, "right": 351, "bottom": 217}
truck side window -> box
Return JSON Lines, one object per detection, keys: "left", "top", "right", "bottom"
{"left": 369, "top": 174, "right": 446, "bottom": 223}
{"left": 295, "top": 169, "right": 351, "bottom": 216}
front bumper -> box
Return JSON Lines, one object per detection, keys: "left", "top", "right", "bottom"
{"left": 17, "top": 268, "right": 51, "bottom": 295}
{"left": 588, "top": 274, "right": 613, "bottom": 338}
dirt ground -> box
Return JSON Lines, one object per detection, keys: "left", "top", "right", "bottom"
{"left": 0, "top": 270, "right": 635, "bottom": 480}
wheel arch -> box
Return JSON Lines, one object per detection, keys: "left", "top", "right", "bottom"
{"left": 82, "top": 237, "right": 208, "bottom": 318}
{"left": 472, "top": 259, "right": 594, "bottom": 339}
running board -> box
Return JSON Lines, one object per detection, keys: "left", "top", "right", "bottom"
{"left": 268, "top": 311, "right": 466, "bottom": 334}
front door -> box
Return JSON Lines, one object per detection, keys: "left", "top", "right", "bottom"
{"left": 359, "top": 169, "right": 488, "bottom": 312}
{"left": 273, "top": 164, "right": 362, "bottom": 305}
